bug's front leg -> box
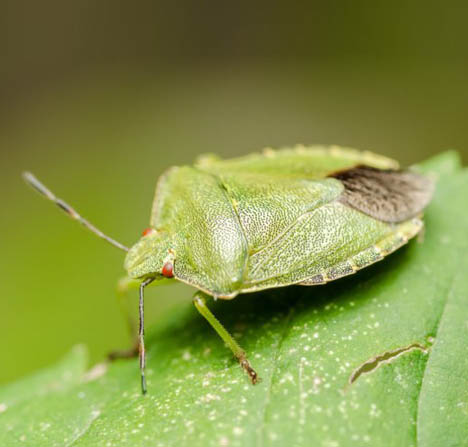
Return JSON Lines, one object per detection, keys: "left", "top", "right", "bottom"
{"left": 110, "top": 276, "right": 157, "bottom": 394}
{"left": 137, "top": 277, "right": 155, "bottom": 394}
{"left": 109, "top": 276, "right": 170, "bottom": 360}
{"left": 109, "top": 276, "right": 175, "bottom": 393}
{"left": 193, "top": 291, "right": 259, "bottom": 384}
{"left": 108, "top": 276, "right": 142, "bottom": 360}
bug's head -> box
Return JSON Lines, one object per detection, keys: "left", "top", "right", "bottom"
{"left": 124, "top": 228, "right": 175, "bottom": 280}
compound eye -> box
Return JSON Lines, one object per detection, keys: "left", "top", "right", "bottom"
{"left": 162, "top": 261, "right": 174, "bottom": 278}
{"left": 142, "top": 228, "right": 155, "bottom": 237}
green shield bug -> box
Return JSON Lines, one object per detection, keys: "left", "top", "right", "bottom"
{"left": 23, "top": 145, "right": 434, "bottom": 394}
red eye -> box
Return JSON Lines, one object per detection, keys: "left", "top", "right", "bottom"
{"left": 162, "top": 261, "right": 174, "bottom": 278}
{"left": 142, "top": 228, "right": 155, "bottom": 237}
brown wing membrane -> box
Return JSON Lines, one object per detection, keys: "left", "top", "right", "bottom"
{"left": 330, "top": 166, "right": 434, "bottom": 223}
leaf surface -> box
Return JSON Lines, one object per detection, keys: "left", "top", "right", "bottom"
{"left": 1, "top": 152, "right": 466, "bottom": 447}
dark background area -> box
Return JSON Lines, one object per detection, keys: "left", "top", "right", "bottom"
{"left": 1, "top": 1, "right": 467, "bottom": 383}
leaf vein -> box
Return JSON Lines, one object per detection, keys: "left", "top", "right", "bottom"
{"left": 414, "top": 259, "right": 463, "bottom": 446}
{"left": 257, "top": 307, "right": 295, "bottom": 447}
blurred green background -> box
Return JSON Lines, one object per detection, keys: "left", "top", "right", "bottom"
{"left": 1, "top": 1, "right": 468, "bottom": 384}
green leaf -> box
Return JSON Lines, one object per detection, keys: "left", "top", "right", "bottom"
{"left": 1, "top": 151, "right": 467, "bottom": 447}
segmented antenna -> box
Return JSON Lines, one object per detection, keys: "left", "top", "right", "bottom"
{"left": 23, "top": 172, "right": 129, "bottom": 252}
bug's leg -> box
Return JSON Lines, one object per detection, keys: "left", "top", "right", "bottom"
{"left": 138, "top": 277, "right": 155, "bottom": 394}
{"left": 193, "top": 291, "right": 259, "bottom": 384}
{"left": 109, "top": 276, "right": 164, "bottom": 360}
{"left": 108, "top": 276, "right": 142, "bottom": 360}
{"left": 107, "top": 276, "right": 156, "bottom": 394}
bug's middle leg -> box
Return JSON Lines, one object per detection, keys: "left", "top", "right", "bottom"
{"left": 193, "top": 291, "right": 259, "bottom": 384}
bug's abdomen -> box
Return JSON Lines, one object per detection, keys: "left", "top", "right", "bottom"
{"left": 297, "top": 217, "right": 423, "bottom": 286}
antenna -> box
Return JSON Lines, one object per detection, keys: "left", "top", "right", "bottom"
{"left": 23, "top": 172, "right": 129, "bottom": 252}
